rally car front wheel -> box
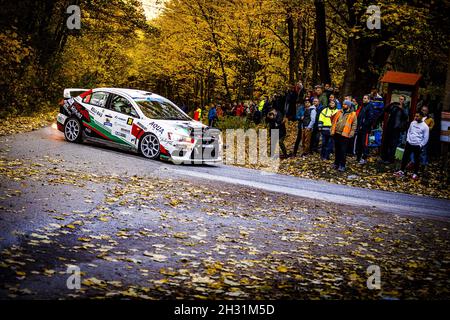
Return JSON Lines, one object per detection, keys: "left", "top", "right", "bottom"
{"left": 64, "top": 117, "right": 82, "bottom": 143}
{"left": 139, "top": 133, "right": 160, "bottom": 160}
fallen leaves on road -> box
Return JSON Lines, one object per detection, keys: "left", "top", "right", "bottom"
{"left": 0, "top": 154, "right": 449, "bottom": 300}
{"left": 0, "top": 110, "right": 57, "bottom": 137}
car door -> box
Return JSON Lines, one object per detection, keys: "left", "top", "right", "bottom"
{"left": 106, "top": 93, "right": 141, "bottom": 147}
{"left": 78, "top": 90, "right": 113, "bottom": 140}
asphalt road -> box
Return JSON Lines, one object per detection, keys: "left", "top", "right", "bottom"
{"left": 1, "top": 126, "right": 449, "bottom": 220}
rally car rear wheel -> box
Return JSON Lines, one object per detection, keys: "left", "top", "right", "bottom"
{"left": 64, "top": 117, "right": 82, "bottom": 143}
{"left": 139, "top": 133, "right": 160, "bottom": 159}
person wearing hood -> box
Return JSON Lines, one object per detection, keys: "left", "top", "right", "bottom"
{"left": 394, "top": 112, "right": 429, "bottom": 180}
{"left": 301, "top": 99, "right": 317, "bottom": 156}
{"left": 331, "top": 100, "right": 357, "bottom": 171}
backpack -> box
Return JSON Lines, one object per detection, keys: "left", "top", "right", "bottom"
{"left": 370, "top": 98, "right": 384, "bottom": 126}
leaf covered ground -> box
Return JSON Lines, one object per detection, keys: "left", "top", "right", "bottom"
{"left": 0, "top": 110, "right": 57, "bottom": 137}
{"left": 232, "top": 121, "right": 450, "bottom": 200}
{"left": 0, "top": 155, "right": 449, "bottom": 299}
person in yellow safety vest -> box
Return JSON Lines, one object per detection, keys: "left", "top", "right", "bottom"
{"left": 318, "top": 100, "right": 338, "bottom": 160}
{"left": 330, "top": 100, "right": 357, "bottom": 172}
{"left": 193, "top": 106, "right": 202, "bottom": 122}
{"left": 258, "top": 97, "right": 265, "bottom": 112}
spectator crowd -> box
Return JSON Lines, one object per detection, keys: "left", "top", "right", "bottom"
{"left": 186, "top": 82, "right": 435, "bottom": 180}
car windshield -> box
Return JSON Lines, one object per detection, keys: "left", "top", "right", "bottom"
{"left": 135, "top": 98, "right": 191, "bottom": 121}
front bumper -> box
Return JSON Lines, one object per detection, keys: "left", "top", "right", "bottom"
{"left": 167, "top": 134, "right": 223, "bottom": 164}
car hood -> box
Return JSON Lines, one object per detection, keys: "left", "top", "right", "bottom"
{"left": 138, "top": 118, "right": 211, "bottom": 137}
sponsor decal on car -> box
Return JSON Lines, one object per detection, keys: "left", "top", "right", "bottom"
{"left": 120, "top": 128, "right": 130, "bottom": 134}
{"left": 90, "top": 106, "right": 103, "bottom": 117}
{"left": 104, "top": 119, "right": 112, "bottom": 127}
{"left": 127, "top": 118, "right": 134, "bottom": 125}
{"left": 115, "top": 115, "right": 127, "bottom": 122}
{"left": 69, "top": 102, "right": 90, "bottom": 122}
{"left": 57, "top": 113, "right": 68, "bottom": 125}
{"left": 148, "top": 121, "right": 164, "bottom": 134}
{"left": 114, "top": 131, "right": 127, "bottom": 138}
{"left": 136, "top": 122, "right": 147, "bottom": 131}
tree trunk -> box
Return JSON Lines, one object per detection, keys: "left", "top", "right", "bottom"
{"left": 342, "top": 37, "right": 392, "bottom": 98}
{"left": 314, "top": 0, "right": 331, "bottom": 84}
{"left": 311, "top": 34, "right": 319, "bottom": 86}
{"left": 287, "top": 13, "right": 295, "bottom": 85}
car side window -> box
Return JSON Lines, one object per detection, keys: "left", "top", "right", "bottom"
{"left": 110, "top": 94, "right": 139, "bottom": 118}
{"left": 84, "top": 92, "right": 109, "bottom": 108}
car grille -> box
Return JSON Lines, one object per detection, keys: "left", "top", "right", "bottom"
{"left": 190, "top": 129, "right": 220, "bottom": 160}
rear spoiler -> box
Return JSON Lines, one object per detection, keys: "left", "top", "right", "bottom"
{"left": 63, "top": 88, "right": 91, "bottom": 99}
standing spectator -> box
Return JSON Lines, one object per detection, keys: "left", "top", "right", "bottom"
{"left": 267, "top": 109, "right": 288, "bottom": 159}
{"left": 352, "top": 98, "right": 360, "bottom": 114}
{"left": 355, "top": 95, "right": 373, "bottom": 164}
{"left": 311, "top": 97, "right": 323, "bottom": 153}
{"left": 305, "top": 90, "right": 314, "bottom": 104}
{"left": 410, "top": 105, "right": 434, "bottom": 166}
{"left": 193, "top": 106, "right": 202, "bottom": 121}
{"left": 315, "top": 85, "right": 328, "bottom": 109}
{"left": 231, "top": 102, "right": 237, "bottom": 116}
{"left": 293, "top": 99, "right": 307, "bottom": 156}
{"left": 381, "top": 100, "right": 409, "bottom": 163}
{"left": 324, "top": 83, "right": 334, "bottom": 99}
{"left": 216, "top": 104, "right": 224, "bottom": 118}
{"left": 319, "top": 100, "right": 338, "bottom": 160}
{"left": 286, "top": 85, "right": 298, "bottom": 119}
{"left": 329, "top": 94, "right": 341, "bottom": 109}
{"left": 301, "top": 99, "right": 317, "bottom": 156}
{"left": 370, "top": 87, "right": 382, "bottom": 99}
{"left": 235, "top": 102, "right": 244, "bottom": 117}
{"left": 331, "top": 100, "right": 357, "bottom": 171}
{"left": 208, "top": 104, "right": 217, "bottom": 127}
{"left": 394, "top": 112, "right": 429, "bottom": 180}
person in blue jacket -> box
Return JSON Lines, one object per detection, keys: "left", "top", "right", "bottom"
{"left": 292, "top": 99, "right": 307, "bottom": 156}
{"left": 208, "top": 104, "right": 218, "bottom": 127}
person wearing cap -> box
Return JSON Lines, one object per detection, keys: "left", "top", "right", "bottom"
{"left": 330, "top": 100, "right": 357, "bottom": 171}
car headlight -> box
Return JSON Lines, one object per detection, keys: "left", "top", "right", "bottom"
{"left": 168, "top": 132, "right": 195, "bottom": 144}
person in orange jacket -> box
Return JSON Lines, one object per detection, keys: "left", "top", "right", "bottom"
{"left": 331, "top": 100, "right": 357, "bottom": 172}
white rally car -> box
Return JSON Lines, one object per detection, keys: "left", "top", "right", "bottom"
{"left": 56, "top": 88, "right": 221, "bottom": 163}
